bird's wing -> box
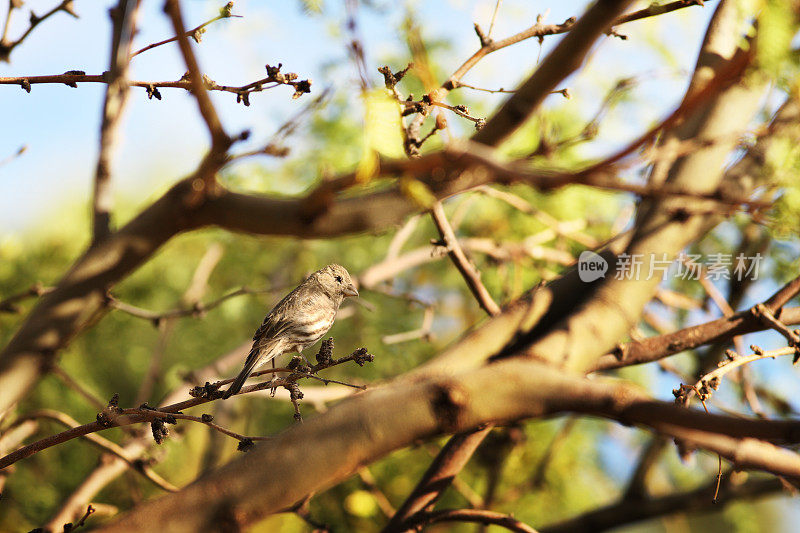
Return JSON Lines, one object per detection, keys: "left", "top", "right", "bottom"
{"left": 252, "top": 282, "right": 323, "bottom": 343}
{"left": 252, "top": 288, "right": 300, "bottom": 341}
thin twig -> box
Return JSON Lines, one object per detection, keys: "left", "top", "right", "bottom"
{"left": 105, "top": 284, "right": 285, "bottom": 327}
{"left": 753, "top": 303, "right": 800, "bottom": 353}
{"left": 405, "top": 0, "right": 705, "bottom": 151}
{"left": 430, "top": 201, "right": 500, "bottom": 316}
{"left": 0, "top": 72, "right": 310, "bottom": 102}
{"left": 0, "top": 0, "right": 79, "bottom": 62}
{"left": 676, "top": 345, "right": 797, "bottom": 407}
{"left": 0, "top": 283, "right": 53, "bottom": 314}
{"left": 69, "top": 504, "right": 96, "bottom": 530}
{"left": 401, "top": 508, "right": 539, "bottom": 533}
{"left": 130, "top": 1, "right": 240, "bottom": 58}
{"left": 0, "top": 341, "right": 372, "bottom": 468}
{"left": 0, "top": 144, "right": 26, "bottom": 167}
{"left": 20, "top": 409, "right": 177, "bottom": 492}
{"left": 136, "top": 244, "right": 223, "bottom": 405}
{"left": 486, "top": 0, "right": 503, "bottom": 40}
{"left": 51, "top": 365, "right": 107, "bottom": 412}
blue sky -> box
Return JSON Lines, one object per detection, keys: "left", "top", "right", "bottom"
{"left": 0, "top": 0, "right": 713, "bottom": 234}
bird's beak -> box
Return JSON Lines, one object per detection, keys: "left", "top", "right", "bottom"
{"left": 344, "top": 284, "right": 359, "bottom": 298}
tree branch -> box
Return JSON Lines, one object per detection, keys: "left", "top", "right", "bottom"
{"left": 401, "top": 508, "right": 540, "bottom": 533}
{"left": 91, "top": 0, "right": 138, "bottom": 246}
{"left": 130, "top": 1, "right": 239, "bottom": 58}
{"left": 19, "top": 409, "right": 178, "bottom": 492}
{"left": 540, "top": 475, "right": 784, "bottom": 533}
{"left": 0, "top": 341, "right": 371, "bottom": 469}
{"left": 163, "top": 0, "right": 230, "bottom": 154}
{"left": 472, "top": 0, "right": 635, "bottom": 147}
{"left": 521, "top": 1, "right": 768, "bottom": 373}
{"left": 0, "top": 0, "right": 78, "bottom": 62}
{"left": 595, "top": 275, "right": 800, "bottom": 371}
{"left": 430, "top": 201, "right": 500, "bottom": 316}
{"left": 97, "top": 358, "right": 800, "bottom": 531}
{"left": 383, "top": 426, "right": 492, "bottom": 532}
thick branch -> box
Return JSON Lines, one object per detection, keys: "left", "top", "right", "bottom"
{"left": 594, "top": 274, "right": 800, "bottom": 371}
{"left": 383, "top": 426, "right": 492, "bottom": 532}
{"left": 98, "top": 359, "right": 800, "bottom": 531}
{"left": 522, "top": 1, "right": 768, "bottom": 372}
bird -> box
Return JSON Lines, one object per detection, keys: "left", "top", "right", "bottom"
{"left": 222, "top": 264, "right": 359, "bottom": 399}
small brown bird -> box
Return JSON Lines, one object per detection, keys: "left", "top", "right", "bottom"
{"left": 222, "top": 264, "right": 359, "bottom": 399}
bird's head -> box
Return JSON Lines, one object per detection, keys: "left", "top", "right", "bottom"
{"left": 316, "top": 264, "right": 359, "bottom": 299}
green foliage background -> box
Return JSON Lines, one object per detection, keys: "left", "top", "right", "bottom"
{"left": 2, "top": 0, "right": 800, "bottom": 531}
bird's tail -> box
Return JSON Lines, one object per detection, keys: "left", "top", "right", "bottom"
{"left": 222, "top": 341, "right": 281, "bottom": 399}
{"left": 222, "top": 359, "right": 256, "bottom": 399}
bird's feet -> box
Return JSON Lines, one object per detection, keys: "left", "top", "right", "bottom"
{"left": 268, "top": 376, "right": 279, "bottom": 397}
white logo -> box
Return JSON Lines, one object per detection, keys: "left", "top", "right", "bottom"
{"left": 578, "top": 251, "right": 608, "bottom": 282}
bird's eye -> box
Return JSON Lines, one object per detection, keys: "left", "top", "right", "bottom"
{"left": 335, "top": 275, "right": 343, "bottom": 283}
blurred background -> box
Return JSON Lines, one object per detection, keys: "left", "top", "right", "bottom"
{"left": 1, "top": 0, "right": 800, "bottom": 531}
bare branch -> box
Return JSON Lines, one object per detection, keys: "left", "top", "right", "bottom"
{"left": 106, "top": 284, "right": 281, "bottom": 326}
{"left": 20, "top": 409, "right": 177, "bottom": 492}
{"left": 471, "top": 0, "right": 635, "bottom": 146}
{"left": 0, "top": 0, "right": 78, "bottom": 62}
{"left": 431, "top": 201, "right": 500, "bottom": 316}
{"left": 384, "top": 427, "right": 492, "bottom": 531}
{"left": 135, "top": 243, "right": 223, "bottom": 405}
{"left": 595, "top": 276, "right": 800, "bottom": 371}
{"left": 0, "top": 70, "right": 311, "bottom": 102}
{"left": 0, "top": 283, "right": 53, "bottom": 314}
{"left": 130, "top": 1, "right": 240, "bottom": 58}
{"left": 0, "top": 341, "right": 372, "bottom": 468}
{"left": 91, "top": 0, "right": 139, "bottom": 245}
{"left": 163, "top": 0, "right": 230, "bottom": 152}
{"left": 540, "top": 475, "right": 783, "bottom": 533}
{"left": 401, "top": 508, "right": 539, "bottom": 533}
